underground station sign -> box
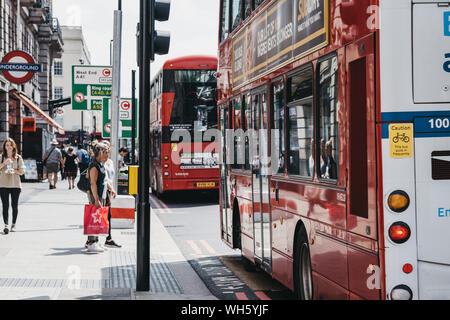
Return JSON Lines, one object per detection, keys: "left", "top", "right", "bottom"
{"left": 0, "top": 50, "right": 41, "bottom": 84}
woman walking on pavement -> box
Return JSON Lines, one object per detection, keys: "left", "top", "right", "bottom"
{"left": 86, "top": 142, "right": 108, "bottom": 253}
{"left": 102, "top": 141, "right": 121, "bottom": 248}
{"left": 64, "top": 147, "right": 78, "bottom": 190}
{"left": 0, "top": 138, "right": 25, "bottom": 234}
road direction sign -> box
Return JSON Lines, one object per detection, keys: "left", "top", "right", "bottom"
{"left": 0, "top": 51, "right": 41, "bottom": 84}
{"left": 72, "top": 65, "right": 112, "bottom": 110}
{"left": 49, "top": 97, "right": 72, "bottom": 109}
{"left": 102, "top": 97, "right": 138, "bottom": 138}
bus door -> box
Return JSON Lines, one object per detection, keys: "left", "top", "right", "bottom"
{"left": 251, "top": 89, "right": 272, "bottom": 272}
{"left": 220, "top": 104, "right": 232, "bottom": 244}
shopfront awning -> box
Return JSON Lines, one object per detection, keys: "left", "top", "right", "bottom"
{"left": 11, "top": 91, "right": 65, "bottom": 135}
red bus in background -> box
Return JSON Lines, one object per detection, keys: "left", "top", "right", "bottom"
{"left": 149, "top": 56, "right": 219, "bottom": 197}
{"left": 218, "top": 0, "right": 450, "bottom": 300}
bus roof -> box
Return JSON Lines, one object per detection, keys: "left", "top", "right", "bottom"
{"left": 163, "top": 55, "right": 217, "bottom": 70}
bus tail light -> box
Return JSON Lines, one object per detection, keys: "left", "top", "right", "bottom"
{"left": 164, "top": 164, "right": 169, "bottom": 168}
{"left": 164, "top": 172, "right": 169, "bottom": 176}
{"left": 164, "top": 155, "right": 169, "bottom": 160}
{"left": 389, "top": 222, "right": 411, "bottom": 244}
{"left": 403, "top": 264, "right": 413, "bottom": 274}
{"left": 388, "top": 190, "right": 410, "bottom": 212}
{"left": 390, "top": 285, "right": 413, "bottom": 300}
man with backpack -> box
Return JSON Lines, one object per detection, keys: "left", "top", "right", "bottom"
{"left": 76, "top": 145, "right": 90, "bottom": 177}
{"left": 43, "top": 139, "right": 64, "bottom": 189}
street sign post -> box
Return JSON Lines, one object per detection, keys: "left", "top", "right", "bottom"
{"left": 102, "top": 98, "right": 138, "bottom": 139}
{"left": 72, "top": 65, "right": 112, "bottom": 110}
{"left": 1, "top": 50, "right": 41, "bottom": 84}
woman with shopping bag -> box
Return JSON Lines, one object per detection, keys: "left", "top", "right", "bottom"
{"left": 85, "top": 142, "right": 109, "bottom": 253}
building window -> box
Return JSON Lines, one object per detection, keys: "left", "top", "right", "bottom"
{"left": 54, "top": 61, "right": 63, "bottom": 76}
{"left": 287, "top": 68, "right": 314, "bottom": 177}
{"left": 54, "top": 87, "right": 63, "bottom": 100}
{"left": 318, "top": 56, "right": 339, "bottom": 180}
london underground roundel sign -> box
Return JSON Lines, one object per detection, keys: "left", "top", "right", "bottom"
{"left": 0, "top": 51, "right": 41, "bottom": 84}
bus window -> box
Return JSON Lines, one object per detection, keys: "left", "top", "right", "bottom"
{"left": 255, "top": 0, "right": 264, "bottom": 9}
{"left": 232, "top": 96, "right": 243, "bottom": 169}
{"left": 271, "top": 79, "right": 285, "bottom": 175}
{"left": 243, "top": 0, "right": 252, "bottom": 20}
{"left": 243, "top": 93, "right": 251, "bottom": 171}
{"left": 220, "top": 0, "right": 231, "bottom": 42}
{"left": 170, "top": 69, "right": 218, "bottom": 135}
{"left": 318, "top": 56, "right": 339, "bottom": 181}
{"left": 231, "top": 0, "right": 243, "bottom": 32}
{"left": 287, "top": 68, "right": 314, "bottom": 177}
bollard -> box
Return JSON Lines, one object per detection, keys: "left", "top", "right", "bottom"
{"left": 110, "top": 195, "right": 135, "bottom": 229}
{"left": 128, "top": 165, "right": 139, "bottom": 195}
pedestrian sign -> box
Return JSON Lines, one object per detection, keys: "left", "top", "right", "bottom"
{"left": 102, "top": 98, "right": 138, "bottom": 139}
{"left": 72, "top": 65, "right": 112, "bottom": 110}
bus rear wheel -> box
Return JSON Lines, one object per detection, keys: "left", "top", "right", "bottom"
{"left": 294, "top": 228, "right": 313, "bottom": 300}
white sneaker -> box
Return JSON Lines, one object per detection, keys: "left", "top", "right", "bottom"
{"left": 10, "top": 224, "right": 15, "bottom": 232}
{"left": 87, "top": 242, "right": 104, "bottom": 253}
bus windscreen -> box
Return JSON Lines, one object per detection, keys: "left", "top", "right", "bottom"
{"left": 169, "top": 70, "right": 218, "bottom": 133}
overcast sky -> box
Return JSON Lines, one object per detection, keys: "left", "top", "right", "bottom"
{"left": 53, "top": 0, "right": 220, "bottom": 97}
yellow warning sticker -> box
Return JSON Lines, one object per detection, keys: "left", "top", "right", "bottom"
{"left": 389, "top": 123, "right": 414, "bottom": 158}
{"left": 171, "top": 143, "right": 178, "bottom": 151}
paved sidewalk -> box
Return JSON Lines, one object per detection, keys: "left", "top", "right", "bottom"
{"left": 0, "top": 180, "right": 216, "bottom": 300}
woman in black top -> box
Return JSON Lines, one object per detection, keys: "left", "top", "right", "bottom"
{"left": 63, "top": 147, "right": 78, "bottom": 190}
{"left": 85, "top": 142, "right": 107, "bottom": 254}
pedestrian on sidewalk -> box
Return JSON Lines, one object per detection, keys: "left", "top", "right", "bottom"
{"left": 85, "top": 142, "right": 108, "bottom": 253}
{"left": 76, "top": 144, "right": 89, "bottom": 177}
{"left": 43, "top": 139, "right": 64, "bottom": 189}
{"left": 0, "top": 138, "right": 25, "bottom": 234}
{"left": 102, "top": 141, "right": 121, "bottom": 248}
{"left": 59, "top": 145, "right": 67, "bottom": 181}
{"left": 64, "top": 147, "right": 78, "bottom": 190}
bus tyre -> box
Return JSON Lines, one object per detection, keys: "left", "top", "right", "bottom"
{"left": 294, "top": 228, "right": 313, "bottom": 300}
{"left": 241, "top": 255, "right": 257, "bottom": 273}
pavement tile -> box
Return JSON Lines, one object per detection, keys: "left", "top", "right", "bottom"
{"left": 0, "top": 182, "right": 215, "bottom": 300}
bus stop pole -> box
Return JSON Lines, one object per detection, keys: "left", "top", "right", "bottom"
{"left": 136, "top": 0, "right": 151, "bottom": 292}
{"left": 111, "top": 3, "right": 123, "bottom": 193}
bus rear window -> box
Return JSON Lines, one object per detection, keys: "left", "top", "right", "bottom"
{"left": 170, "top": 70, "right": 218, "bottom": 133}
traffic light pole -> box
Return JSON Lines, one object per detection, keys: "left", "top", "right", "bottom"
{"left": 136, "top": 0, "right": 151, "bottom": 292}
{"left": 131, "top": 70, "right": 136, "bottom": 165}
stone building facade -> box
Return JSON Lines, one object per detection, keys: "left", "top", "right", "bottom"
{"left": 0, "top": 0, "right": 63, "bottom": 159}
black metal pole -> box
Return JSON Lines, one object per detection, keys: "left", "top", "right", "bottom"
{"left": 131, "top": 70, "right": 136, "bottom": 165}
{"left": 136, "top": 0, "right": 151, "bottom": 292}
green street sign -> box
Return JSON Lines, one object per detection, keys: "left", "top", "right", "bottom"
{"left": 72, "top": 65, "right": 112, "bottom": 110}
{"left": 102, "top": 97, "right": 138, "bottom": 139}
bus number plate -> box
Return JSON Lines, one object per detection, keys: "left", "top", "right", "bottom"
{"left": 196, "top": 182, "right": 215, "bottom": 188}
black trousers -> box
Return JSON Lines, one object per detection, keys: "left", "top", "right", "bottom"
{"left": 0, "top": 188, "right": 21, "bottom": 225}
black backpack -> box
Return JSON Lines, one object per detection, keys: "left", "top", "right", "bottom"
{"left": 77, "top": 168, "right": 90, "bottom": 193}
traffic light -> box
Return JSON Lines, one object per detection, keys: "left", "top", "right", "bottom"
{"left": 150, "top": 0, "right": 171, "bottom": 61}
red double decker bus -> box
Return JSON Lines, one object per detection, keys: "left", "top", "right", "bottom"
{"left": 218, "top": 0, "right": 450, "bottom": 300}
{"left": 150, "top": 56, "right": 219, "bottom": 197}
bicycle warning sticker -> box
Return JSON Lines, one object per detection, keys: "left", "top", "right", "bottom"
{"left": 389, "top": 123, "right": 414, "bottom": 158}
